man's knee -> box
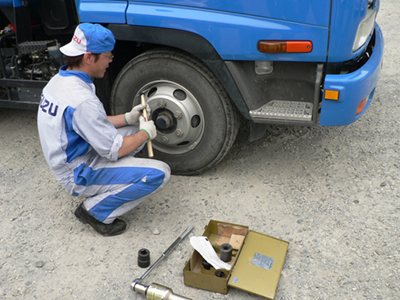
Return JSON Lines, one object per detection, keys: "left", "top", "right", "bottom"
{"left": 157, "top": 161, "right": 171, "bottom": 184}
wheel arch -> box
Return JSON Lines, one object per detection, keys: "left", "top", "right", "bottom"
{"left": 106, "top": 24, "right": 249, "bottom": 119}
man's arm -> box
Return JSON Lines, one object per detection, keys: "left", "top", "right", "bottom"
{"left": 118, "top": 130, "right": 149, "bottom": 158}
{"left": 108, "top": 114, "right": 127, "bottom": 128}
{"left": 108, "top": 104, "right": 148, "bottom": 128}
{"left": 117, "top": 116, "right": 157, "bottom": 158}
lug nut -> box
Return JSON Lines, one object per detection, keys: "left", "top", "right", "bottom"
{"left": 161, "top": 136, "right": 169, "bottom": 143}
{"left": 157, "top": 100, "right": 166, "bottom": 108}
{"left": 175, "top": 129, "right": 183, "bottom": 137}
{"left": 174, "top": 110, "right": 182, "bottom": 119}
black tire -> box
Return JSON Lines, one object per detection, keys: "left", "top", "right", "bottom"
{"left": 110, "top": 49, "right": 239, "bottom": 175}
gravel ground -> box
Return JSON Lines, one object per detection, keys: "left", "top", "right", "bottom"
{"left": 0, "top": 1, "right": 399, "bottom": 299}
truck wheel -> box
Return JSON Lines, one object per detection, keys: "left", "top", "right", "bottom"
{"left": 111, "top": 49, "right": 240, "bottom": 175}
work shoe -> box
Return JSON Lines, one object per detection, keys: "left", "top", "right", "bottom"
{"left": 74, "top": 202, "right": 127, "bottom": 236}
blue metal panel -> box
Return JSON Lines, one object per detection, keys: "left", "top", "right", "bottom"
{"left": 77, "top": 0, "right": 127, "bottom": 24}
{"left": 0, "top": 0, "right": 13, "bottom": 7}
{"left": 126, "top": 3, "right": 329, "bottom": 61}
{"left": 0, "top": 0, "right": 40, "bottom": 7}
{"left": 130, "top": 0, "right": 331, "bottom": 27}
{"left": 12, "top": 0, "right": 23, "bottom": 7}
{"left": 319, "top": 24, "right": 384, "bottom": 126}
{"left": 328, "top": 0, "right": 380, "bottom": 63}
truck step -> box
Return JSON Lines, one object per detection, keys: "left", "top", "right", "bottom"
{"left": 250, "top": 100, "right": 313, "bottom": 121}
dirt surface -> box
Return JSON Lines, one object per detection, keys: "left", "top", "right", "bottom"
{"left": 0, "top": 2, "right": 399, "bottom": 299}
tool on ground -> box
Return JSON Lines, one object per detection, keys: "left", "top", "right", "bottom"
{"left": 138, "top": 248, "right": 150, "bottom": 268}
{"left": 131, "top": 225, "right": 194, "bottom": 300}
{"left": 133, "top": 282, "right": 192, "bottom": 300}
{"left": 141, "top": 94, "right": 154, "bottom": 158}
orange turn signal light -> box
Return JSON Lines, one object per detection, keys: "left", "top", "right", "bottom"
{"left": 324, "top": 90, "right": 340, "bottom": 101}
{"left": 258, "top": 41, "right": 313, "bottom": 53}
{"left": 356, "top": 97, "right": 367, "bottom": 115}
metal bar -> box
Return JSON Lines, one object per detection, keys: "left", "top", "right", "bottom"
{"left": 131, "top": 224, "right": 194, "bottom": 292}
{"left": 0, "top": 78, "right": 48, "bottom": 88}
{"left": 0, "top": 99, "right": 39, "bottom": 110}
{"left": 138, "top": 225, "right": 194, "bottom": 281}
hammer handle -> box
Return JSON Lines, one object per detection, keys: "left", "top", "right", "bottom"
{"left": 141, "top": 94, "right": 154, "bottom": 158}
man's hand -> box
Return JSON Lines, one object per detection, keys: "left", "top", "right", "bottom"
{"left": 139, "top": 116, "right": 157, "bottom": 140}
{"left": 125, "top": 104, "right": 151, "bottom": 125}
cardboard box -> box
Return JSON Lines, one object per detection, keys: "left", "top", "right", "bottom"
{"left": 183, "top": 220, "right": 289, "bottom": 299}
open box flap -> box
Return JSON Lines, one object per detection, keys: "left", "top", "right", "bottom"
{"left": 228, "top": 231, "right": 289, "bottom": 299}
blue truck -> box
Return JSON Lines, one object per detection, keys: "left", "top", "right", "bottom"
{"left": 0, "top": 0, "right": 383, "bottom": 175}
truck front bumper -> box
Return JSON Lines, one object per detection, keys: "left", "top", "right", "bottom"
{"left": 319, "top": 23, "right": 384, "bottom": 126}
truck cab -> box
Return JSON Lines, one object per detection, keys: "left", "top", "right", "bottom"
{"left": 0, "top": 0, "right": 383, "bottom": 174}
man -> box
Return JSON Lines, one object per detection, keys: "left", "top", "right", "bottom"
{"left": 37, "top": 23, "right": 170, "bottom": 236}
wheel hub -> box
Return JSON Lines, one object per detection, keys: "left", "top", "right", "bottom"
{"left": 136, "top": 81, "right": 205, "bottom": 155}
{"left": 154, "top": 110, "right": 176, "bottom": 132}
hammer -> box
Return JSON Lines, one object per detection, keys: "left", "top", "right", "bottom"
{"left": 141, "top": 94, "right": 154, "bottom": 158}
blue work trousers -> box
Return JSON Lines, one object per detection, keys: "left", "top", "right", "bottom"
{"left": 63, "top": 126, "right": 170, "bottom": 224}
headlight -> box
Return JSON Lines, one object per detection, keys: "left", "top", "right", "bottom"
{"left": 352, "top": 9, "right": 376, "bottom": 51}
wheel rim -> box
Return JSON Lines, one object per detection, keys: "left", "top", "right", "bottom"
{"left": 135, "top": 80, "right": 205, "bottom": 155}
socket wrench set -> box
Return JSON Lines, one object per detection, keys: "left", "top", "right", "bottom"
{"left": 183, "top": 220, "right": 289, "bottom": 299}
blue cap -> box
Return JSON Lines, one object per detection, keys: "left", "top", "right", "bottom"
{"left": 60, "top": 23, "right": 115, "bottom": 56}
